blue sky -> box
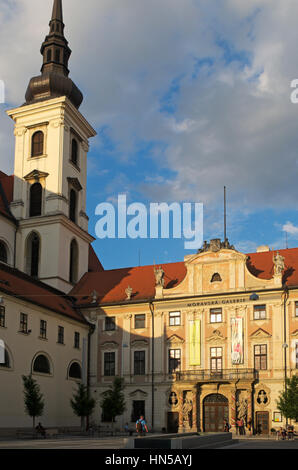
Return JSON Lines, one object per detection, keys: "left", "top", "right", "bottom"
{"left": 1, "top": 0, "right": 298, "bottom": 270}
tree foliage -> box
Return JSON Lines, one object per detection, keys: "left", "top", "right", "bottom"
{"left": 70, "top": 383, "right": 96, "bottom": 429}
{"left": 22, "top": 375, "right": 44, "bottom": 428}
{"left": 277, "top": 375, "right": 298, "bottom": 421}
{"left": 100, "top": 377, "right": 126, "bottom": 428}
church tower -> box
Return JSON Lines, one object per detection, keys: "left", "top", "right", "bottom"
{"left": 7, "top": 0, "right": 96, "bottom": 293}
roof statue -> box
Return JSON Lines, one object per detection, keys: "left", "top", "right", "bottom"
{"left": 273, "top": 251, "right": 285, "bottom": 276}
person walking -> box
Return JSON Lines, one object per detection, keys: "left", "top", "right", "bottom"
{"left": 224, "top": 420, "right": 231, "bottom": 432}
{"left": 136, "top": 415, "right": 148, "bottom": 437}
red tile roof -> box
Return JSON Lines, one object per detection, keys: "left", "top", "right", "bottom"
{"left": 0, "top": 172, "right": 15, "bottom": 222}
{"left": 247, "top": 247, "right": 298, "bottom": 286}
{"left": 88, "top": 245, "right": 104, "bottom": 272}
{"left": 71, "top": 262, "right": 187, "bottom": 305}
{"left": 72, "top": 247, "right": 298, "bottom": 306}
{"left": 0, "top": 262, "right": 88, "bottom": 324}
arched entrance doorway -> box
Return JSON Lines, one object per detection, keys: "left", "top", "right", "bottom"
{"left": 203, "top": 394, "right": 229, "bottom": 432}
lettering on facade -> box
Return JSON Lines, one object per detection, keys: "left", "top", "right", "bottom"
{"left": 187, "top": 298, "right": 246, "bottom": 308}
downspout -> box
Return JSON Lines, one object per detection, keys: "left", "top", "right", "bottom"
{"left": 86, "top": 321, "right": 96, "bottom": 430}
{"left": 283, "top": 286, "right": 289, "bottom": 428}
{"left": 149, "top": 301, "right": 155, "bottom": 432}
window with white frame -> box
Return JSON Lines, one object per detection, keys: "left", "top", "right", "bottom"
{"left": 253, "top": 305, "right": 266, "bottom": 320}
{"left": 210, "top": 308, "right": 222, "bottom": 323}
{"left": 210, "top": 347, "right": 222, "bottom": 372}
{"left": 169, "top": 311, "right": 181, "bottom": 326}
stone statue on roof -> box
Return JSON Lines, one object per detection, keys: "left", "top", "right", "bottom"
{"left": 273, "top": 251, "right": 285, "bottom": 276}
{"left": 125, "top": 286, "right": 133, "bottom": 300}
{"left": 154, "top": 266, "right": 165, "bottom": 287}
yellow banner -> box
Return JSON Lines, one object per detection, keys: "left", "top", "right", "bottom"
{"left": 189, "top": 320, "right": 201, "bottom": 366}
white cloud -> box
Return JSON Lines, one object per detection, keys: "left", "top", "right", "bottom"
{"left": 283, "top": 222, "right": 298, "bottom": 236}
{"left": 1, "top": 0, "right": 298, "bottom": 219}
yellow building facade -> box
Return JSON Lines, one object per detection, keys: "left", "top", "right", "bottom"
{"left": 76, "top": 241, "right": 298, "bottom": 435}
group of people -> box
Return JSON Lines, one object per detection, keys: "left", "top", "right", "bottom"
{"left": 276, "top": 426, "right": 295, "bottom": 440}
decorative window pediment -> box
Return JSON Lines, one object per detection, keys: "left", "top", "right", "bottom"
{"left": 101, "top": 341, "right": 119, "bottom": 350}
{"left": 24, "top": 170, "right": 49, "bottom": 182}
{"left": 291, "top": 329, "right": 298, "bottom": 337}
{"left": 166, "top": 334, "right": 185, "bottom": 345}
{"left": 129, "top": 389, "right": 148, "bottom": 398}
{"left": 131, "top": 339, "right": 149, "bottom": 348}
{"left": 250, "top": 328, "right": 271, "bottom": 339}
{"left": 206, "top": 329, "right": 226, "bottom": 343}
{"left": 67, "top": 177, "right": 82, "bottom": 192}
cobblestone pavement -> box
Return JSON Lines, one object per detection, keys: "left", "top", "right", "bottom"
{"left": 0, "top": 436, "right": 297, "bottom": 450}
{"left": 0, "top": 437, "right": 127, "bottom": 449}
{"left": 218, "top": 438, "right": 298, "bottom": 449}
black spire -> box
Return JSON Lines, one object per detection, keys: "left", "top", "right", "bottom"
{"left": 25, "top": 0, "right": 83, "bottom": 109}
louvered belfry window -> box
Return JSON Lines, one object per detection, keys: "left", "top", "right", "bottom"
{"left": 31, "top": 131, "right": 44, "bottom": 157}
{"left": 30, "top": 183, "right": 42, "bottom": 217}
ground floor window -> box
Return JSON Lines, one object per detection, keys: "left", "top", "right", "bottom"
{"left": 131, "top": 400, "right": 145, "bottom": 423}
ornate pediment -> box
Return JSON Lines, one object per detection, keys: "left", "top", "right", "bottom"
{"left": 250, "top": 328, "right": 271, "bottom": 339}
{"left": 166, "top": 334, "right": 185, "bottom": 345}
{"left": 24, "top": 169, "right": 49, "bottom": 182}
{"left": 129, "top": 389, "right": 148, "bottom": 398}
{"left": 206, "top": 329, "right": 227, "bottom": 343}
{"left": 100, "top": 341, "right": 119, "bottom": 350}
{"left": 131, "top": 339, "right": 149, "bottom": 348}
{"left": 67, "top": 177, "right": 82, "bottom": 192}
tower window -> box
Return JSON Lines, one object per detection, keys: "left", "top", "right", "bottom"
{"left": 71, "top": 139, "right": 78, "bottom": 166}
{"left": 31, "top": 131, "right": 44, "bottom": 157}
{"left": 29, "top": 183, "right": 42, "bottom": 217}
{"left": 69, "top": 189, "right": 77, "bottom": 223}
{"left": 69, "top": 239, "right": 79, "bottom": 284}
{"left": 55, "top": 49, "right": 60, "bottom": 63}
{"left": 26, "top": 232, "right": 40, "bottom": 278}
{"left": 0, "top": 241, "right": 8, "bottom": 264}
{"left": 47, "top": 49, "right": 52, "bottom": 62}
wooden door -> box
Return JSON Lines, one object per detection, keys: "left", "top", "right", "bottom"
{"left": 167, "top": 412, "right": 179, "bottom": 433}
{"left": 256, "top": 412, "right": 269, "bottom": 435}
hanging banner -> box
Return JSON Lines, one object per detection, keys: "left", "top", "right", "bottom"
{"left": 231, "top": 318, "right": 244, "bottom": 364}
{"left": 189, "top": 320, "right": 201, "bottom": 366}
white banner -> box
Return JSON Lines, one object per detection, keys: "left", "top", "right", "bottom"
{"left": 231, "top": 318, "right": 244, "bottom": 364}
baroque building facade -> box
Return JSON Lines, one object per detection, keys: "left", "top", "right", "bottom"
{"left": 0, "top": 0, "right": 297, "bottom": 435}
{"left": 73, "top": 242, "right": 298, "bottom": 434}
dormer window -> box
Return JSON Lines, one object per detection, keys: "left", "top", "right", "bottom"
{"left": 31, "top": 131, "right": 44, "bottom": 157}
{"left": 211, "top": 273, "right": 222, "bottom": 283}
